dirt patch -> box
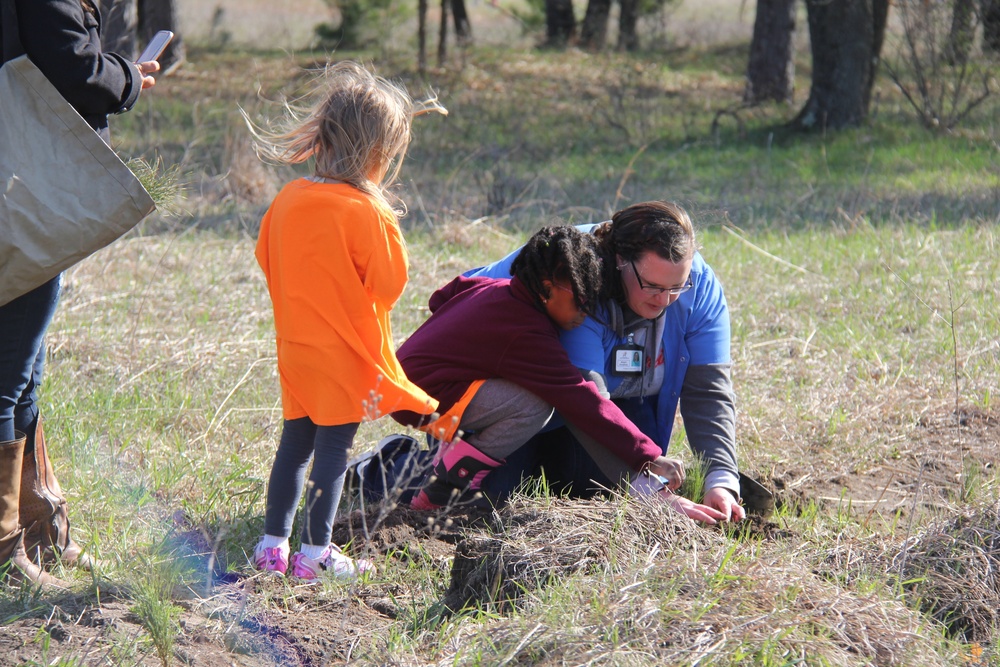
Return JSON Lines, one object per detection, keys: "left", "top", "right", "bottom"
{"left": 770, "top": 407, "right": 999, "bottom": 518}
{"left": 0, "top": 591, "right": 310, "bottom": 667}
{"left": 0, "top": 507, "right": 491, "bottom": 667}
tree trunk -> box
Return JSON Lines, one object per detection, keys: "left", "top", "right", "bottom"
{"left": 544, "top": 0, "right": 576, "bottom": 47}
{"left": 438, "top": 0, "right": 448, "bottom": 66}
{"left": 452, "top": 0, "right": 472, "bottom": 46}
{"left": 137, "top": 0, "right": 184, "bottom": 73}
{"left": 618, "top": 0, "right": 639, "bottom": 51}
{"left": 98, "top": 0, "right": 138, "bottom": 57}
{"left": 984, "top": 0, "right": 1000, "bottom": 53}
{"left": 744, "top": 0, "right": 796, "bottom": 103}
{"left": 944, "top": 0, "right": 975, "bottom": 64}
{"left": 792, "top": 0, "right": 890, "bottom": 130}
{"left": 580, "top": 0, "right": 611, "bottom": 51}
{"left": 418, "top": 0, "right": 428, "bottom": 74}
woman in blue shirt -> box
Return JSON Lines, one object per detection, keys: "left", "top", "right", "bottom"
{"left": 469, "top": 201, "right": 745, "bottom": 523}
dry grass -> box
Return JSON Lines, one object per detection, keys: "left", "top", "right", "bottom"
{"left": 414, "top": 495, "right": 961, "bottom": 666}
{"left": 17, "top": 216, "right": 992, "bottom": 665}
{"left": 892, "top": 500, "right": 1000, "bottom": 642}
{"left": 439, "top": 495, "right": 718, "bottom": 614}
{"left": 2, "top": 6, "right": 998, "bottom": 664}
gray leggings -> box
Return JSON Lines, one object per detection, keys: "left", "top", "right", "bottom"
{"left": 263, "top": 417, "right": 357, "bottom": 546}
{"left": 459, "top": 378, "right": 553, "bottom": 460}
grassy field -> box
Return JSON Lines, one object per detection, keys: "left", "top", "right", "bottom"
{"left": 2, "top": 2, "right": 999, "bottom": 665}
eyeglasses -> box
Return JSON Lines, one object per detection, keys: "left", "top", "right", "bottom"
{"left": 629, "top": 260, "right": 693, "bottom": 296}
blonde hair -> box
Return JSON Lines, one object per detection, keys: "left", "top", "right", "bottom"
{"left": 245, "top": 61, "right": 445, "bottom": 212}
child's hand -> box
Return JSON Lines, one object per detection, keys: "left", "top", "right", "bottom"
{"left": 662, "top": 493, "right": 728, "bottom": 525}
{"left": 648, "top": 456, "right": 685, "bottom": 491}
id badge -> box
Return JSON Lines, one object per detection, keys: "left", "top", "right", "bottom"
{"left": 612, "top": 333, "right": 643, "bottom": 376}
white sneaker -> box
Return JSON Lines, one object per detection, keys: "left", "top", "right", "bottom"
{"left": 289, "top": 544, "right": 375, "bottom": 582}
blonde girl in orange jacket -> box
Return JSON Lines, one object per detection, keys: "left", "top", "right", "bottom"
{"left": 247, "top": 61, "right": 444, "bottom": 581}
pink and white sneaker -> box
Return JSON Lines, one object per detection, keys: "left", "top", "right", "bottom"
{"left": 253, "top": 541, "right": 289, "bottom": 575}
{"left": 289, "top": 544, "right": 376, "bottom": 582}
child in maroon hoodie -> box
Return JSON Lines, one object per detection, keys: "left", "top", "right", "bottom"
{"left": 394, "top": 226, "right": 725, "bottom": 524}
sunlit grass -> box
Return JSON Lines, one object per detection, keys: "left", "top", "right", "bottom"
{"left": 5, "top": 15, "right": 999, "bottom": 663}
{"left": 110, "top": 41, "right": 999, "bottom": 232}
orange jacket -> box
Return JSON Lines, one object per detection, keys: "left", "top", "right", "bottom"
{"left": 255, "top": 179, "right": 438, "bottom": 424}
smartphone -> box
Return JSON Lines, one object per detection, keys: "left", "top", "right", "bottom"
{"left": 137, "top": 30, "right": 174, "bottom": 63}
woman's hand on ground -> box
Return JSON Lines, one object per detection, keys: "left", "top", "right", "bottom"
{"left": 702, "top": 486, "right": 746, "bottom": 522}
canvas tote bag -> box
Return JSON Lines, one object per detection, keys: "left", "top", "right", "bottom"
{"left": 0, "top": 0, "right": 155, "bottom": 307}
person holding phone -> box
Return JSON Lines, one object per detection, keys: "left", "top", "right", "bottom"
{"left": 0, "top": 0, "right": 159, "bottom": 587}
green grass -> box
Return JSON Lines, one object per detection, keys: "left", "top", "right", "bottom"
{"left": 26, "top": 218, "right": 997, "bottom": 664}
{"left": 110, "top": 43, "right": 999, "bottom": 232}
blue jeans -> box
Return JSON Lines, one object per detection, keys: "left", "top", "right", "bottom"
{"left": 0, "top": 275, "right": 61, "bottom": 443}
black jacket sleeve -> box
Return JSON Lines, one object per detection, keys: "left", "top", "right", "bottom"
{"left": 5, "top": 0, "right": 141, "bottom": 132}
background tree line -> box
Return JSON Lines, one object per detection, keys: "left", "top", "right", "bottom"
{"left": 101, "top": 0, "right": 998, "bottom": 134}
{"left": 540, "top": 0, "right": 998, "bottom": 132}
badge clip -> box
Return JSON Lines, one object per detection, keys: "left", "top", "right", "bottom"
{"left": 612, "top": 333, "right": 643, "bottom": 376}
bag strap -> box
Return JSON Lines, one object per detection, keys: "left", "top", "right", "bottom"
{"left": 2, "top": 0, "right": 26, "bottom": 64}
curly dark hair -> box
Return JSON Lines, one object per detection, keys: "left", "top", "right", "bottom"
{"left": 510, "top": 225, "right": 603, "bottom": 316}
{"left": 592, "top": 201, "right": 698, "bottom": 305}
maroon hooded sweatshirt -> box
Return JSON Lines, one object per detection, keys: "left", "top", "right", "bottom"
{"left": 392, "top": 275, "right": 661, "bottom": 471}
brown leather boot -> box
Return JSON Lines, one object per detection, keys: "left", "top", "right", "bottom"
{"left": 19, "top": 418, "right": 95, "bottom": 570}
{"left": 1, "top": 432, "right": 69, "bottom": 589}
